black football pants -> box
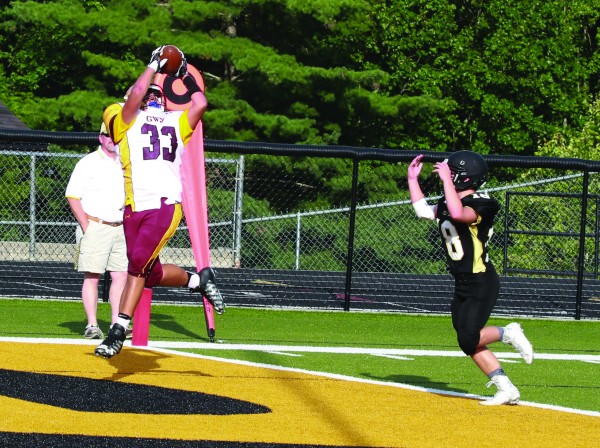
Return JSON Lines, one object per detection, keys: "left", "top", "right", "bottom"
{"left": 451, "top": 268, "right": 500, "bottom": 355}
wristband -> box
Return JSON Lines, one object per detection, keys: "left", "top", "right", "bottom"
{"left": 183, "top": 75, "right": 202, "bottom": 95}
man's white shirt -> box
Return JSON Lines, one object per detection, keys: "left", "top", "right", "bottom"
{"left": 65, "top": 148, "right": 125, "bottom": 222}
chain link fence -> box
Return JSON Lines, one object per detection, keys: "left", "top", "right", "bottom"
{"left": 1, "top": 131, "right": 599, "bottom": 320}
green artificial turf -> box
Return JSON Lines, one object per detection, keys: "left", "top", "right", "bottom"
{"left": 1, "top": 298, "right": 598, "bottom": 413}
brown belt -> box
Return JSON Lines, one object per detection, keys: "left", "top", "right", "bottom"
{"left": 86, "top": 215, "right": 123, "bottom": 227}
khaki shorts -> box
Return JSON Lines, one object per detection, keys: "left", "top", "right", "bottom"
{"left": 75, "top": 220, "right": 128, "bottom": 273}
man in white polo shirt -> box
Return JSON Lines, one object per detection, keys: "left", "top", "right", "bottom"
{"left": 65, "top": 123, "right": 129, "bottom": 340}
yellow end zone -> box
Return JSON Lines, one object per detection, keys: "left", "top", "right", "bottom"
{"left": 0, "top": 341, "right": 598, "bottom": 447}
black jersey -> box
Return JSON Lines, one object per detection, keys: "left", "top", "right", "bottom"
{"left": 435, "top": 192, "right": 500, "bottom": 275}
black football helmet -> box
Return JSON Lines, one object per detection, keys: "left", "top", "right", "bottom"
{"left": 445, "top": 150, "right": 488, "bottom": 191}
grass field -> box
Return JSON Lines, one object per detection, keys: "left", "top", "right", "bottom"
{"left": 1, "top": 298, "right": 599, "bottom": 414}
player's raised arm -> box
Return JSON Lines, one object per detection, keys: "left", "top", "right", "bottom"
{"left": 183, "top": 75, "right": 207, "bottom": 129}
{"left": 408, "top": 155, "right": 436, "bottom": 220}
{"left": 121, "top": 46, "right": 168, "bottom": 124}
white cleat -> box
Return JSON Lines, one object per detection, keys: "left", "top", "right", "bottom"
{"left": 502, "top": 322, "right": 534, "bottom": 364}
{"left": 480, "top": 375, "right": 520, "bottom": 406}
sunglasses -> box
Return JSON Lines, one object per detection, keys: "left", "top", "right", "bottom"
{"left": 100, "top": 132, "right": 110, "bottom": 137}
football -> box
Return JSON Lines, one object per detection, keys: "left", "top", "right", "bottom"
{"left": 160, "top": 45, "right": 183, "bottom": 76}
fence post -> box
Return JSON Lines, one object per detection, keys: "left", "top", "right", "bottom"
{"left": 595, "top": 196, "right": 600, "bottom": 279}
{"left": 295, "top": 212, "right": 301, "bottom": 270}
{"left": 575, "top": 170, "right": 590, "bottom": 320}
{"left": 343, "top": 157, "right": 360, "bottom": 312}
{"left": 28, "top": 155, "right": 37, "bottom": 258}
{"left": 102, "top": 271, "right": 110, "bottom": 303}
{"left": 502, "top": 192, "right": 511, "bottom": 275}
{"left": 232, "top": 155, "right": 244, "bottom": 268}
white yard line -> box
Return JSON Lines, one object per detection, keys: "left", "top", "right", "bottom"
{"left": 1, "top": 336, "right": 599, "bottom": 418}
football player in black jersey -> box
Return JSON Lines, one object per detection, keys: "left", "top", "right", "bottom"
{"left": 407, "top": 151, "right": 534, "bottom": 406}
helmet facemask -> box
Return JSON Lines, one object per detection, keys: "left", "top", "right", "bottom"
{"left": 142, "top": 84, "right": 166, "bottom": 111}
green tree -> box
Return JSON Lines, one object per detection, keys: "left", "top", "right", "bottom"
{"left": 364, "top": 0, "right": 600, "bottom": 155}
{"left": 0, "top": 0, "right": 440, "bottom": 149}
{"left": 2, "top": 0, "right": 600, "bottom": 213}
{"left": 0, "top": 0, "right": 450, "bottom": 210}
{"left": 536, "top": 98, "right": 600, "bottom": 160}
{"left": 3, "top": 1, "right": 598, "bottom": 156}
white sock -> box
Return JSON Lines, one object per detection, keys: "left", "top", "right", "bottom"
{"left": 187, "top": 272, "right": 200, "bottom": 289}
{"left": 117, "top": 316, "right": 130, "bottom": 330}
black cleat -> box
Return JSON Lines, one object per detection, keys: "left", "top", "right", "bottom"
{"left": 203, "top": 281, "right": 225, "bottom": 314}
{"left": 95, "top": 323, "right": 126, "bottom": 358}
{"left": 191, "top": 267, "right": 225, "bottom": 314}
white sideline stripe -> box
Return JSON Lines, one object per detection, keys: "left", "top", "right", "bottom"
{"left": 1, "top": 337, "right": 600, "bottom": 362}
{"left": 264, "top": 351, "right": 303, "bottom": 357}
{"left": 1, "top": 337, "right": 599, "bottom": 418}
{"left": 375, "top": 354, "right": 414, "bottom": 360}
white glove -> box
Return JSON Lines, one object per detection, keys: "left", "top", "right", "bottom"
{"left": 147, "top": 45, "right": 167, "bottom": 73}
